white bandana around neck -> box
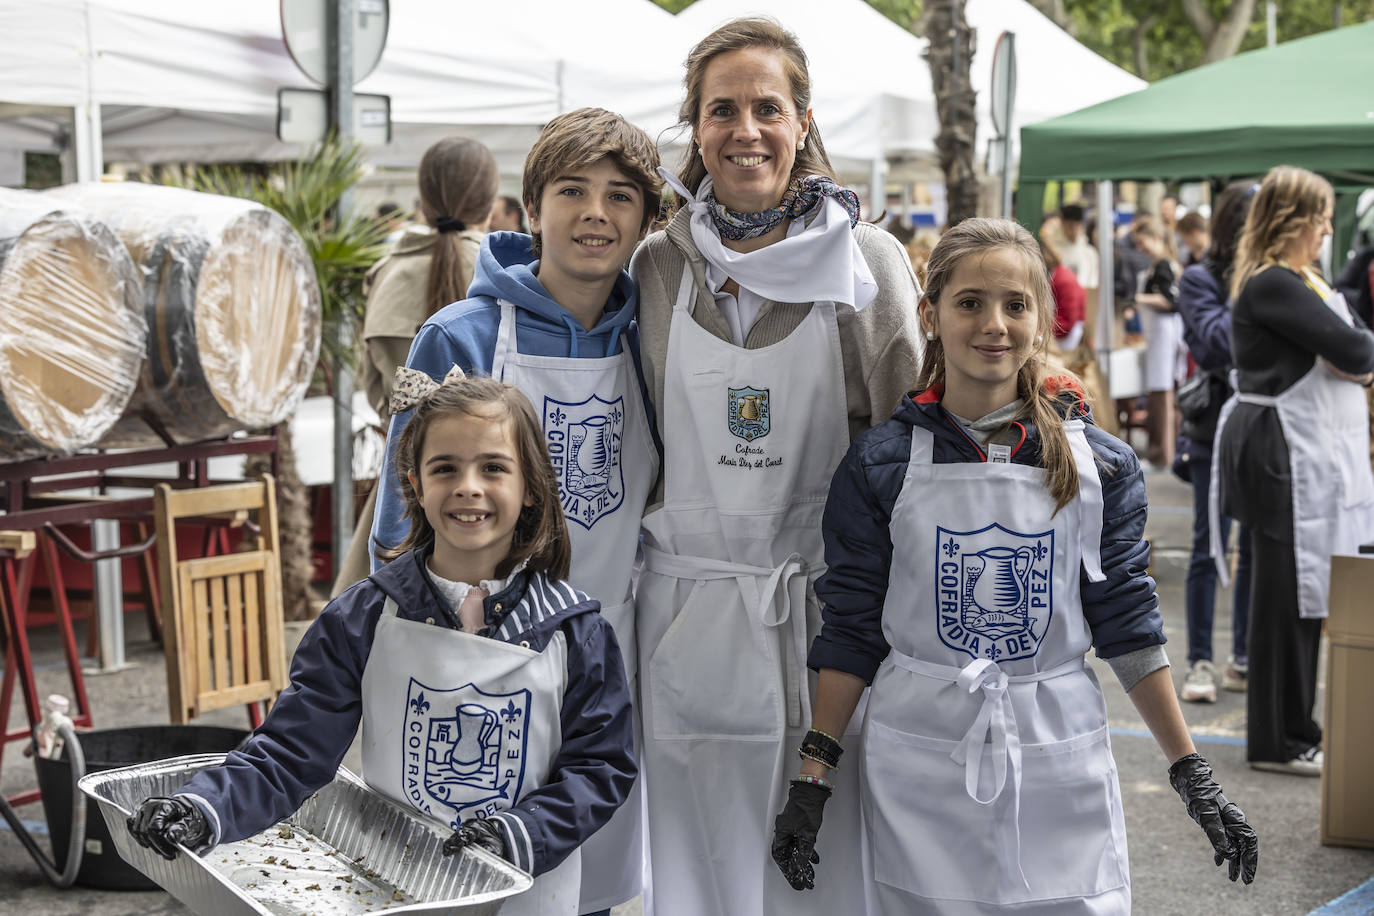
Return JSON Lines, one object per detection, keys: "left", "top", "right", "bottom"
{"left": 659, "top": 168, "right": 878, "bottom": 310}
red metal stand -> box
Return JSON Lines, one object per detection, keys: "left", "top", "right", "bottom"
{"left": 0, "top": 435, "right": 277, "bottom": 807}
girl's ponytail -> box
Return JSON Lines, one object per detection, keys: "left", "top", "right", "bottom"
{"left": 417, "top": 138, "right": 500, "bottom": 316}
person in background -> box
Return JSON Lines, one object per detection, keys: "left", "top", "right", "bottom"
{"left": 332, "top": 137, "right": 500, "bottom": 596}
{"left": 1058, "top": 203, "right": 1100, "bottom": 294}
{"left": 1040, "top": 232, "right": 1086, "bottom": 350}
{"left": 629, "top": 16, "right": 921, "bottom": 915}
{"left": 1336, "top": 242, "right": 1374, "bottom": 329}
{"left": 1174, "top": 181, "right": 1255, "bottom": 704}
{"left": 774, "top": 217, "right": 1257, "bottom": 913}
{"left": 1215, "top": 165, "right": 1374, "bottom": 776}
{"left": 1160, "top": 193, "right": 1181, "bottom": 261}
{"left": 1130, "top": 215, "right": 1183, "bottom": 468}
{"left": 1177, "top": 211, "right": 1210, "bottom": 269}
{"left": 489, "top": 194, "right": 528, "bottom": 234}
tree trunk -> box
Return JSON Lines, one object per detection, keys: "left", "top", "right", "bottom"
{"left": 1131, "top": 16, "right": 1156, "bottom": 78}
{"left": 1026, "top": 0, "right": 1075, "bottom": 35}
{"left": 1183, "top": 0, "right": 1259, "bottom": 64}
{"left": 246, "top": 425, "right": 318, "bottom": 622}
{"left": 924, "top": 0, "right": 979, "bottom": 227}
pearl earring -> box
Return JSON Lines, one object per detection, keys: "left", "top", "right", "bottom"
{"left": 797, "top": 139, "right": 806, "bottom": 150}
{"left": 925, "top": 330, "right": 936, "bottom": 341}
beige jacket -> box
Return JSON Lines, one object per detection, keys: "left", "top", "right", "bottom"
{"left": 629, "top": 207, "right": 923, "bottom": 452}
{"left": 359, "top": 225, "right": 483, "bottom": 417}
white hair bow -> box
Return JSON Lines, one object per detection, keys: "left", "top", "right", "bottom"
{"left": 390, "top": 364, "right": 467, "bottom": 415}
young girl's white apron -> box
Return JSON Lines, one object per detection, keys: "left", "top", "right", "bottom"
{"left": 361, "top": 596, "right": 578, "bottom": 916}
{"left": 860, "top": 419, "right": 1130, "bottom": 915}
{"left": 490, "top": 301, "right": 658, "bottom": 910}
{"left": 1209, "top": 271, "right": 1374, "bottom": 618}
{"left": 636, "top": 264, "right": 864, "bottom": 915}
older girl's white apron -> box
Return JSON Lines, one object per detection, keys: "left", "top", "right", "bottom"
{"left": 860, "top": 419, "right": 1130, "bottom": 915}
{"left": 1209, "top": 273, "right": 1374, "bottom": 618}
{"left": 361, "top": 596, "right": 578, "bottom": 916}
{"left": 635, "top": 264, "right": 864, "bottom": 915}
{"left": 490, "top": 301, "right": 658, "bottom": 910}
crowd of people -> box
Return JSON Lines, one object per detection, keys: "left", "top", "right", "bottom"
{"left": 115, "top": 13, "right": 1374, "bottom": 916}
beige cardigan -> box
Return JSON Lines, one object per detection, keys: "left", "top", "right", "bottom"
{"left": 629, "top": 207, "right": 923, "bottom": 451}
{"left": 360, "top": 225, "right": 483, "bottom": 418}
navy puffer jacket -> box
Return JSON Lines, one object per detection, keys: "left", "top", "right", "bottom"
{"left": 809, "top": 385, "right": 1165, "bottom": 684}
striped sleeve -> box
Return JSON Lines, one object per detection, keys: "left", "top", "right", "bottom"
{"left": 489, "top": 811, "right": 533, "bottom": 873}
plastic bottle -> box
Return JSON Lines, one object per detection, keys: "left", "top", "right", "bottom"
{"left": 33, "top": 694, "right": 71, "bottom": 760}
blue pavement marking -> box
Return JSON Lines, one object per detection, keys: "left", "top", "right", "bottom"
{"left": 1306, "top": 875, "right": 1374, "bottom": 915}
{"left": 1110, "top": 727, "right": 1247, "bottom": 747}
{"left": 0, "top": 817, "right": 50, "bottom": 836}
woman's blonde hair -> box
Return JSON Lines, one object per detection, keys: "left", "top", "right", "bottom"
{"left": 1231, "top": 165, "right": 1333, "bottom": 301}
{"left": 675, "top": 17, "right": 837, "bottom": 196}
{"left": 916, "top": 218, "right": 1083, "bottom": 513}
{"left": 380, "top": 376, "right": 570, "bottom": 580}
{"left": 418, "top": 137, "right": 500, "bottom": 316}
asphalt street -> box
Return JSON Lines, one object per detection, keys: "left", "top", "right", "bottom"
{"left": 2, "top": 466, "right": 1372, "bottom": 915}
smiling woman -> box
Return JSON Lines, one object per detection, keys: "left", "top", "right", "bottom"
{"left": 628, "top": 15, "right": 922, "bottom": 916}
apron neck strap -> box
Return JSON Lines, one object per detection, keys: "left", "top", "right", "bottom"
{"left": 381, "top": 596, "right": 400, "bottom": 619}
{"left": 491, "top": 300, "right": 519, "bottom": 378}
{"left": 675, "top": 262, "right": 698, "bottom": 316}
{"left": 1064, "top": 419, "right": 1105, "bottom": 583}
{"left": 910, "top": 427, "right": 935, "bottom": 465}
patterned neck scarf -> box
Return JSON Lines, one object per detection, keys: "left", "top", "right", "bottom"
{"left": 704, "top": 175, "right": 861, "bottom": 242}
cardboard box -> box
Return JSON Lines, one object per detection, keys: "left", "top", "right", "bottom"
{"left": 1322, "top": 554, "right": 1374, "bottom": 848}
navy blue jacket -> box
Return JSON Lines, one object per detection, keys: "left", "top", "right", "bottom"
{"left": 175, "top": 547, "right": 636, "bottom": 878}
{"left": 809, "top": 388, "right": 1165, "bottom": 683}
{"left": 1175, "top": 260, "right": 1237, "bottom": 465}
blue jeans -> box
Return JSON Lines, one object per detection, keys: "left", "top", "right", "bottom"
{"left": 1186, "top": 459, "right": 1251, "bottom": 665}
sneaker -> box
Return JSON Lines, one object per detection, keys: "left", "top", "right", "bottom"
{"left": 1181, "top": 659, "right": 1218, "bottom": 703}
{"left": 1251, "top": 746, "right": 1322, "bottom": 777}
{"left": 1222, "top": 661, "right": 1248, "bottom": 692}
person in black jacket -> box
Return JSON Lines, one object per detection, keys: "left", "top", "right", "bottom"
{"left": 1173, "top": 181, "right": 1256, "bottom": 704}
{"left": 1216, "top": 166, "right": 1374, "bottom": 776}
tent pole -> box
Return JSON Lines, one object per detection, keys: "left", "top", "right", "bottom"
{"left": 870, "top": 158, "right": 888, "bottom": 221}
{"left": 1096, "top": 180, "right": 1114, "bottom": 383}
{"left": 328, "top": 0, "right": 357, "bottom": 581}
{"left": 72, "top": 103, "right": 102, "bottom": 183}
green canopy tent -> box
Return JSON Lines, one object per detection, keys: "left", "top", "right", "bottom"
{"left": 1016, "top": 18, "right": 1374, "bottom": 270}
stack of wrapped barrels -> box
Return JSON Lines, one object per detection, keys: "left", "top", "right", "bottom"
{"left": 0, "top": 183, "right": 322, "bottom": 462}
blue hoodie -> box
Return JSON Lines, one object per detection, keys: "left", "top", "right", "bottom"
{"left": 370, "top": 231, "right": 655, "bottom": 567}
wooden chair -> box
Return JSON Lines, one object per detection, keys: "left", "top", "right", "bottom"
{"left": 154, "top": 476, "right": 287, "bottom": 727}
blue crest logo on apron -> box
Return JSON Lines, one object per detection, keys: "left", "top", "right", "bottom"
{"left": 727, "top": 386, "right": 770, "bottom": 442}
{"left": 543, "top": 395, "right": 625, "bottom": 529}
{"left": 935, "top": 523, "right": 1054, "bottom": 662}
{"left": 402, "top": 678, "right": 532, "bottom": 828}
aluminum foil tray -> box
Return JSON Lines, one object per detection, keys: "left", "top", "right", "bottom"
{"left": 79, "top": 754, "right": 533, "bottom": 915}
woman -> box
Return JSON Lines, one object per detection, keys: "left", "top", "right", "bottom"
{"left": 1131, "top": 215, "right": 1184, "bottom": 468}
{"left": 1174, "top": 182, "right": 1255, "bottom": 704}
{"left": 1213, "top": 166, "right": 1374, "bottom": 775}
{"left": 1039, "top": 232, "right": 1086, "bottom": 350}
{"left": 629, "top": 17, "right": 921, "bottom": 915}
{"left": 332, "top": 136, "right": 499, "bottom": 595}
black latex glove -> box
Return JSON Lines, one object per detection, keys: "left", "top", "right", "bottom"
{"left": 1169, "top": 753, "right": 1259, "bottom": 884}
{"left": 442, "top": 817, "right": 508, "bottom": 862}
{"left": 126, "top": 796, "right": 211, "bottom": 861}
{"left": 771, "top": 779, "right": 832, "bottom": 891}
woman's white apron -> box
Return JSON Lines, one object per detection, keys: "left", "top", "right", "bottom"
{"left": 860, "top": 420, "right": 1130, "bottom": 915}
{"left": 361, "top": 596, "right": 577, "bottom": 916}
{"left": 635, "top": 264, "right": 864, "bottom": 915}
{"left": 1209, "top": 279, "right": 1374, "bottom": 618}
{"left": 490, "top": 301, "right": 658, "bottom": 910}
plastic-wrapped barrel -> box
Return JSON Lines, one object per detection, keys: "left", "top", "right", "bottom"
{"left": 0, "top": 189, "right": 146, "bottom": 462}
{"left": 46, "top": 183, "right": 322, "bottom": 447}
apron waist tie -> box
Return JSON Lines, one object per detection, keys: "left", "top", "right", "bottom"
{"left": 1209, "top": 385, "right": 1280, "bottom": 585}
{"left": 643, "top": 544, "right": 813, "bottom": 729}
{"left": 885, "top": 651, "right": 1086, "bottom": 891}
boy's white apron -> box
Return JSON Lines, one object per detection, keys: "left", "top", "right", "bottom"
{"left": 361, "top": 597, "right": 577, "bottom": 916}
{"left": 491, "top": 301, "right": 658, "bottom": 910}
{"left": 636, "top": 264, "right": 864, "bottom": 915}
{"left": 859, "top": 420, "right": 1130, "bottom": 915}
{"left": 1209, "top": 275, "right": 1374, "bottom": 618}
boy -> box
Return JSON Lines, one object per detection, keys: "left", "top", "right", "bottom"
{"left": 370, "top": 107, "right": 661, "bottom": 916}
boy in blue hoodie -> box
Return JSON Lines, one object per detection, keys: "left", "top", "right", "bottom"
{"left": 371, "top": 107, "right": 661, "bottom": 916}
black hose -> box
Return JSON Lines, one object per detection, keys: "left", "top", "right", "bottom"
{"left": 0, "top": 722, "right": 87, "bottom": 887}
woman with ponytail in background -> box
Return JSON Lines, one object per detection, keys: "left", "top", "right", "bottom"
{"left": 332, "top": 136, "right": 499, "bottom": 595}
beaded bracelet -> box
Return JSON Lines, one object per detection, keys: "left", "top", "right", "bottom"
{"left": 792, "top": 774, "right": 834, "bottom": 792}
{"left": 798, "top": 747, "right": 840, "bottom": 771}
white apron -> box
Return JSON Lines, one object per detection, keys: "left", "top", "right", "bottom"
{"left": 1209, "top": 277, "right": 1374, "bottom": 618}
{"left": 636, "top": 264, "right": 864, "bottom": 916}
{"left": 490, "top": 301, "right": 657, "bottom": 910}
{"left": 361, "top": 596, "right": 578, "bottom": 916}
{"left": 860, "top": 420, "right": 1130, "bottom": 915}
